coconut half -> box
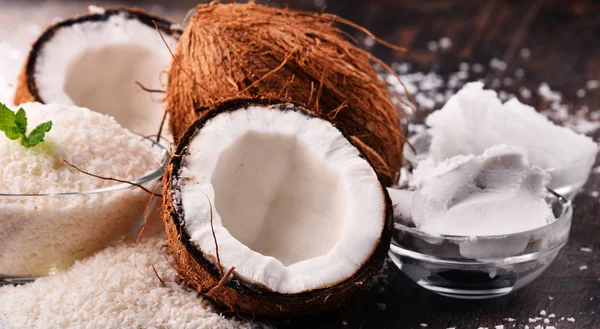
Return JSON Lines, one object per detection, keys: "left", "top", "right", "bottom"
{"left": 14, "top": 7, "right": 180, "bottom": 136}
{"left": 163, "top": 100, "right": 393, "bottom": 317}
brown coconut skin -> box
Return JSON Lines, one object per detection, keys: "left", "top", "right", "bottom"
{"left": 14, "top": 7, "right": 181, "bottom": 105}
{"left": 166, "top": 2, "right": 406, "bottom": 186}
{"left": 163, "top": 99, "right": 394, "bottom": 318}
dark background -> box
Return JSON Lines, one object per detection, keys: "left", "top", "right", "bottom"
{"left": 1, "top": 1, "right": 598, "bottom": 328}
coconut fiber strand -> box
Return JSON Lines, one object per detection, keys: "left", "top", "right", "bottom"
{"left": 166, "top": 2, "right": 407, "bottom": 186}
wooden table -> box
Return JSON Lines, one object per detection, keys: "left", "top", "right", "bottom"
{"left": 1, "top": 1, "right": 597, "bottom": 328}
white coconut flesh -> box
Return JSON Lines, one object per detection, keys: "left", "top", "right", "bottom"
{"left": 177, "top": 105, "right": 387, "bottom": 294}
{"left": 33, "top": 12, "right": 177, "bottom": 136}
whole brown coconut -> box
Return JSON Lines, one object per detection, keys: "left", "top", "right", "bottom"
{"left": 166, "top": 2, "right": 408, "bottom": 186}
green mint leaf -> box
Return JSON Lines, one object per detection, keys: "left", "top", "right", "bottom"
{"left": 22, "top": 121, "right": 52, "bottom": 147}
{"left": 0, "top": 103, "right": 16, "bottom": 127}
{"left": 15, "top": 108, "right": 27, "bottom": 135}
{"left": 0, "top": 103, "right": 53, "bottom": 148}
{"left": 1, "top": 125, "right": 21, "bottom": 140}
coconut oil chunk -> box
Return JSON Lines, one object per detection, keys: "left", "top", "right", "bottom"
{"left": 402, "top": 145, "right": 554, "bottom": 237}
{"left": 425, "top": 82, "right": 598, "bottom": 191}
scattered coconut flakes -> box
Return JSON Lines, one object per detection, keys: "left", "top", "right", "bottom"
{"left": 540, "top": 310, "right": 547, "bottom": 316}
{"left": 495, "top": 325, "right": 504, "bottom": 329}
{"left": 363, "top": 36, "right": 375, "bottom": 48}
{"left": 590, "top": 192, "right": 599, "bottom": 198}
{"left": 420, "top": 323, "right": 428, "bottom": 327}
{"left": 533, "top": 326, "right": 542, "bottom": 329}
{"left": 549, "top": 296, "right": 554, "bottom": 300}
{"left": 577, "top": 88, "right": 587, "bottom": 98}
{"left": 520, "top": 48, "right": 531, "bottom": 58}
{"left": 375, "top": 303, "right": 387, "bottom": 311}
{"left": 524, "top": 326, "right": 530, "bottom": 329}
{"left": 490, "top": 58, "right": 507, "bottom": 71}
{"left": 543, "top": 318, "right": 550, "bottom": 324}
{"left": 567, "top": 317, "right": 575, "bottom": 322}
{"left": 506, "top": 318, "right": 516, "bottom": 322}
{"left": 472, "top": 63, "right": 485, "bottom": 73}
{"left": 87, "top": 5, "right": 106, "bottom": 14}
{"left": 538, "top": 83, "right": 562, "bottom": 103}
{"left": 580, "top": 247, "right": 593, "bottom": 252}
{"left": 341, "top": 321, "right": 348, "bottom": 326}
{"left": 586, "top": 80, "right": 600, "bottom": 90}
{"left": 439, "top": 37, "right": 452, "bottom": 49}
{"left": 428, "top": 41, "right": 438, "bottom": 52}
{"left": 546, "top": 326, "right": 556, "bottom": 329}
{"left": 579, "top": 265, "right": 588, "bottom": 270}
{"left": 515, "top": 68, "right": 525, "bottom": 77}
{"left": 0, "top": 234, "right": 260, "bottom": 329}
{"left": 548, "top": 314, "right": 556, "bottom": 318}
{"left": 519, "top": 87, "right": 532, "bottom": 99}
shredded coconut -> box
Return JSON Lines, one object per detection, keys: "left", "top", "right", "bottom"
{"left": 0, "top": 231, "right": 259, "bottom": 329}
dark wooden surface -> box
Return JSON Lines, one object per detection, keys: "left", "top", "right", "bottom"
{"left": 1, "top": 1, "right": 598, "bottom": 328}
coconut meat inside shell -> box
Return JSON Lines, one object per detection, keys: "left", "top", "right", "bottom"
{"left": 33, "top": 12, "right": 177, "bottom": 135}
{"left": 177, "top": 104, "right": 386, "bottom": 294}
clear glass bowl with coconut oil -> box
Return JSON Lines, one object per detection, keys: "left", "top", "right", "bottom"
{"left": 0, "top": 136, "right": 169, "bottom": 285}
{"left": 403, "top": 130, "right": 591, "bottom": 199}
{"left": 389, "top": 190, "right": 572, "bottom": 299}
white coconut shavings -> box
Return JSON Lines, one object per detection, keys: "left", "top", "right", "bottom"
{"left": 427, "top": 41, "right": 438, "bottom": 52}
{"left": 439, "top": 37, "right": 452, "bottom": 49}
{"left": 87, "top": 5, "right": 106, "bottom": 14}
{"left": 587, "top": 80, "right": 600, "bottom": 90}
{"left": 385, "top": 63, "right": 600, "bottom": 137}
{"left": 520, "top": 48, "right": 531, "bottom": 58}
{"left": 0, "top": 234, "right": 260, "bottom": 329}
{"left": 579, "top": 265, "right": 588, "bottom": 270}
{"left": 490, "top": 58, "right": 507, "bottom": 71}
{"left": 580, "top": 247, "right": 593, "bottom": 252}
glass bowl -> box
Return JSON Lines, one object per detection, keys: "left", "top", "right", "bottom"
{"left": 0, "top": 136, "right": 169, "bottom": 284}
{"left": 389, "top": 191, "right": 572, "bottom": 299}
{"left": 403, "top": 130, "right": 591, "bottom": 199}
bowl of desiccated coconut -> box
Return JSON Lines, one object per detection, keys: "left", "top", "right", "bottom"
{"left": 0, "top": 102, "right": 168, "bottom": 282}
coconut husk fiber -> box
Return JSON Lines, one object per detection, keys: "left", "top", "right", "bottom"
{"left": 166, "top": 1, "right": 409, "bottom": 186}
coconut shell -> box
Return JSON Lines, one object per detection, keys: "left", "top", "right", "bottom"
{"left": 163, "top": 99, "right": 394, "bottom": 318}
{"left": 14, "top": 7, "right": 181, "bottom": 105}
{"left": 166, "top": 2, "right": 407, "bottom": 186}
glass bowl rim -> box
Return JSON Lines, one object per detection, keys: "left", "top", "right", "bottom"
{"left": 0, "top": 134, "right": 170, "bottom": 197}
{"left": 393, "top": 189, "right": 572, "bottom": 242}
